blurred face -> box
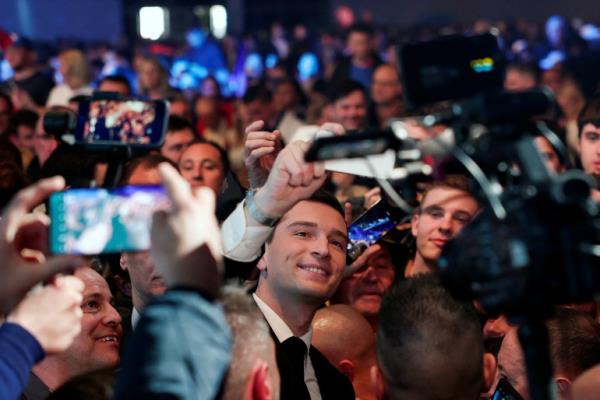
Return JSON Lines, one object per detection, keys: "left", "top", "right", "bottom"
{"left": 273, "top": 82, "right": 297, "bottom": 113}
{"left": 160, "top": 128, "right": 195, "bottom": 164}
{"left": 498, "top": 328, "right": 530, "bottom": 399}
{"left": 504, "top": 69, "right": 537, "bottom": 92}
{"left": 139, "top": 60, "right": 161, "bottom": 90}
{"left": 170, "top": 100, "right": 192, "bottom": 120}
{"left": 535, "top": 136, "right": 564, "bottom": 173}
{"left": 60, "top": 268, "right": 122, "bottom": 374}
{"left": 179, "top": 143, "right": 226, "bottom": 194}
{"left": 5, "top": 46, "right": 29, "bottom": 71}
{"left": 120, "top": 165, "right": 166, "bottom": 310}
{"left": 371, "top": 65, "right": 402, "bottom": 105}
{"left": 334, "top": 246, "right": 395, "bottom": 318}
{"left": 580, "top": 123, "right": 600, "bottom": 176}
{"left": 98, "top": 80, "right": 131, "bottom": 97}
{"left": 333, "top": 90, "right": 367, "bottom": 131}
{"left": 16, "top": 124, "right": 36, "bottom": 152}
{"left": 348, "top": 31, "right": 372, "bottom": 60}
{"left": 34, "top": 116, "right": 59, "bottom": 166}
{"left": 411, "top": 187, "right": 478, "bottom": 269}
{"left": 258, "top": 201, "right": 348, "bottom": 304}
{"left": 241, "top": 100, "right": 273, "bottom": 127}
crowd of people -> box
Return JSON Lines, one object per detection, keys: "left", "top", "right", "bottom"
{"left": 1, "top": 7, "right": 600, "bottom": 400}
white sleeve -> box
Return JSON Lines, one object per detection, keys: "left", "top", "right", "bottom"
{"left": 221, "top": 199, "right": 274, "bottom": 262}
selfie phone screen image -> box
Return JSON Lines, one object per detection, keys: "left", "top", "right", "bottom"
{"left": 49, "top": 186, "right": 169, "bottom": 255}
{"left": 347, "top": 200, "right": 401, "bottom": 263}
{"left": 74, "top": 99, "right": 168, "bottom": 147}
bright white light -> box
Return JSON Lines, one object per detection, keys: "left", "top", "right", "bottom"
{"left": 209, "top": 5, "right": 227, "bottom": 39}
{"left": 139, "top": 7, "right": 168, "bottom": 40}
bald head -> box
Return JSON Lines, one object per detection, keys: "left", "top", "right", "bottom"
{"left": 313, "top": 304, "right": 375, "bottom": 367}
{"left": 571, "top": 364, "right": 600, "bottom": 400}
{"left": 313, "top": 304, "right": 377, "bottom": 400}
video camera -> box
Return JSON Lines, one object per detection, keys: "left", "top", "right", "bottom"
{"left": 305, "top": 33, "right": 600, "bottom": 400}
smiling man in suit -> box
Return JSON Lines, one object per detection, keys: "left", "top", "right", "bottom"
{"left": 222, "top": 136, "right": 355, "bottom": 400}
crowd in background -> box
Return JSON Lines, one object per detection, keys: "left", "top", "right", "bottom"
{"left": 1, "top": 5, "right": 600, "bottom": 400}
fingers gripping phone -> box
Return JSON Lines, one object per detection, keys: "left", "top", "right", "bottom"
{"left": 346, "top": 200, "right": 403, "bottom": 263}
{"left": 49, "top": 186, "right": 169, "bottom": 255}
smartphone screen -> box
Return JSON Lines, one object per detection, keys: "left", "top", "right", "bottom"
{"left": 347, "top": 200, "right": 402, "bottom": 263}
{"left": 49, "top": 186, "right": 169, "bottom": 255}
{"left": 74, "top": 99, "right": 169, "bottom": 147}
{"left": 492, "top": 378, "right": 524, "bottom": 400}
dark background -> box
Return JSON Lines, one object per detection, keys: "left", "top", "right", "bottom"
{"left": 1, "top": 0, "right": 599, "bottom": 42}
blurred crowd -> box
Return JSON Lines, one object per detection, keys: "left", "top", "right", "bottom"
{"left": 1, "top": 6, "right": 600, "bottom": 400}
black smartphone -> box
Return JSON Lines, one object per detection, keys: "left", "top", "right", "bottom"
{"left": 346, "top": 200, "right": 403, "bottom": 263}
{"left": 492, "top": 377, "right": 524, "bottom": 400}
{"left": 399, "top": 33, "right": 505, "bottom": 109}
{"left": 49, "top": 185, "right": 169, "bottom": 255}
{"left": 74, "top": 98, "right": 169, "bottom": 147}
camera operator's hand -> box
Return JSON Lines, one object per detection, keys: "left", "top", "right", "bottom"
{"left": 0, "top": 176, "right": 84, "bottom": 315}
{"left": 243, "top": 120, "right": 282, "bottom": 189}
{"left": 7, "top": 275, "right": 84, "bottom": 354}
{"left": 253, "top": 140, "right": 327, "bottom": 219}
{"left": 151, "top": 163, "right": 223, "bottom": 298}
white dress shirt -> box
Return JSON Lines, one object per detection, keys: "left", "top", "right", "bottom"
{"left": 253, "top": 293, "right": 322, "bottom": 400}
{"left": 221, "top": 200, "right": 274, "bottom": 262}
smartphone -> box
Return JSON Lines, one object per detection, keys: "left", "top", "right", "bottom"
{"left": 347, "top": 200, "right": 403, "bottom": 263}
{"left": 492, "top": 377, "right": 524, "bottom": 400}
{"left": 399, "top": 33, "right": 505, "bottom": 109}
{"left": 74, "top": 99, "right": 169, "bottom": 147}
{"left": 49, "top": 186, "right": 169, "bottom": 255}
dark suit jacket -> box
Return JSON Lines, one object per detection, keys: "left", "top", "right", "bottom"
{"left": 271, "top": 330, "right": 355, "bottom": 400}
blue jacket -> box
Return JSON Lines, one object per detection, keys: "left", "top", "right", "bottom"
{"left": 0, "top": 323, "right": 44, "bottom": 400}
{"left": 114, "top": 289, "right": 232, "bottom": 400}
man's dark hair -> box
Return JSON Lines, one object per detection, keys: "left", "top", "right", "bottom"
{"left": 578, "top": 92, "right": 600, "bottom": 136}
{"left": 377, "top": 275, "right": 484, "bottom": 400}
{"left": 266, "top": 188, "right": 345, "bottom": 244}
{"left": 119, "top": 153, "right": 177, "bottom": 185}
{"left": 327, "top": 79, "right": 366, "bottom": 104}
{"left": 183, "top": 138, "right": 231, "bottom": 176}
{"left": 347, "top": 22, "right": 374, "bottom": 38}
{"left": 10, "top": 109, "right": 39, "bottom": 131}
{"left": 98, "top": 74, "right": 132, "bottom": 96}
{"left": 547, "top": 308, "right": 600, "bottom": 380}
{"left": 167, "top": 115, "right": 196, "bottom": 135}
{"left": 242, "top": 85, "right": 272, "bottom": 104}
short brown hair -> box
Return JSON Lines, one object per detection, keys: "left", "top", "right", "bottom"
{"left": 578, "top": 93, "right": 600, "bottom": 137}
{"left": 418, "top": 175, "right": 474, "bottom": 211}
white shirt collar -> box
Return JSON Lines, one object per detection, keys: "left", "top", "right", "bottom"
{"left": 252, "top": 293, "right": 312, "bottom": 351}
{"left": 131, "top": 307, "right": 141, "bottom": 329}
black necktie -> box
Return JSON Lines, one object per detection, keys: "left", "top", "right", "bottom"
{"left": 281, "top": 336, "right": 311, "bottom": 400}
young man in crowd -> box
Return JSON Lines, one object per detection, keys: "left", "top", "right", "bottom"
{"left": 159, "top": 116, "right": 195, "bottom": 164}
{"left": 577, "top": 94, "right": 600, "bottom": 202}
{"left": 375, "top": 275, "right": 496, "bottom": 400}
{"left": 222, "top": 135, "right": 355, "bottom": 399}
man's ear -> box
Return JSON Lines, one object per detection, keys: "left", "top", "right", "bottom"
{"left": 337, "top": 359, "right": 354, "bottom": 382}
{"left": 257, "top": 255, "right": 267, "bottom": 272}
{"left": 119, "top": 254, "right": 128, "bottom": 271}
{"left": 555, "top": 376, "right": 572, "bottom": 398}
{"left": 482, "top": 352, "right": 498, "bottom": 394}
{"left": 371, "top": 365, "right": 385, "bottom": 400}
{"left": 411, "top": 213, "right": 419, "bottom": 237}
{"left": 247, "top": 360, "right": 272, "bottom": 400}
